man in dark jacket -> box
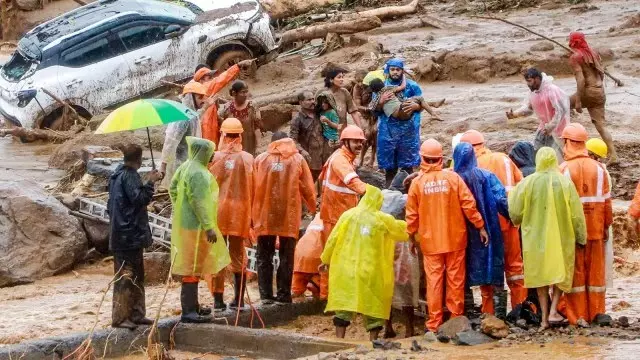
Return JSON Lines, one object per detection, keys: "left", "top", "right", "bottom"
{"left": 107, "top": 144, "right": 162, "bottom": 329}
{"left": 509, "top": 141, "right": 536, "bottom": 178}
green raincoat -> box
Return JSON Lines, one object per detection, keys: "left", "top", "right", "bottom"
{"left": 508, "top": 147, "right": 587, "bottom": 292}
{"left": 170, "top": 137, "right": 230, "bottom": 276}
{"left": 321, "top": 185, "right": 408, "bottom": 320}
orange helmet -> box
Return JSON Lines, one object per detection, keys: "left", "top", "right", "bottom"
{"left": 194, "top": 67, "right": 216, "bottom": 82}
{"left": 220, "top": 118, "right": 244, "bottom": 134}
{"left": 340, "top": 125, "right": 366, "bottom": 141}
{"left": 182, "top": 81, "right": 207, "bottom": 96}
{"left": 460, "top": 129, "right": 485, "bottom": 145}
{"left": 420, "top": 138, "right": 443, "bottom": 158}
{"left": 561, "top": 123, "right": 588, "bottom": 142}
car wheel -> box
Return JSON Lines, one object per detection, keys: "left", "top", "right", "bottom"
{"left": 42, "top": 111, "right": 74, "bottom": 131}
{"left": 211, "top": 49, "right": 253, "bottom": 79}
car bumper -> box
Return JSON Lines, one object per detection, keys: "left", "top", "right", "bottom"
{"left": 0, "top": 97, "right": 40, "bottom": 128}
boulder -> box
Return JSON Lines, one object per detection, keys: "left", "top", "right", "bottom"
{"left": 357, "top": 168, "right": 386, "bottom": 189}
{"left": 83, "top": 219, "right": 110, "bottom": 254}
{"left": 593, "top": 313, "right": 613, "bottom": 327}
{"left": 480, "top": 314, "right": 510, "bottom": 339}
{"left": 0, "top": 181, "right": 87, "bottom": 287}
{"left": 437, "top": 316, "right": 471, "bottom": 340}
{"left": 530, "top": 42, "right": 555, "bottom": 52}
{"left": 453, "top": 330, "right": 495, "bottom": 346}
{"left": 144, "top": 252, "right": 171, "bottom": 285}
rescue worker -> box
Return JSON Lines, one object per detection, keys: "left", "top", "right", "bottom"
{"left": 206, "top": 118, "right": 254, "bottom": 311}
{"left": 321, "top": 185, "right": 409, "bottom": 340}
{"left": 568, "top": 32, "right": 617, "bottom": 163}
{"left": 253, "top": 132, "right": 316, "bottom": 304}
{"left": 509, "top": 141, "right": 536, "bottom": 178}
{"left": 405, "top": 138, "right": 488, "bottom": 333}
{"left": 559, "top": 123, "right": 613, "bottom": 325}
{"left": 630, "top": 182, "right": 640, "bottom": 234}
{"left": 292, "top": 214, "right": 327, "bottom": 299}
{"left": 460, "top": 130, "right": 528, "bottom": 312}
{"left": 509, "top": 147, "right": 587, "bottom": 330}
{"left": 170, "top": 137, "right": 231, "bottom": 323}
{"left": 453, "top": 142, "right": 510, "bottom": 317}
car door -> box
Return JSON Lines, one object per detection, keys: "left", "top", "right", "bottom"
{"left": 57, "top": 31, "right": 131, "bottom": 110}
{"left": 113, "top": 21, "right": 178, "bottom": 97}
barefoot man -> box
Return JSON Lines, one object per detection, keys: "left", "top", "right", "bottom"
{"left": 568, "top": 32, "right": 617, "bottom": 163}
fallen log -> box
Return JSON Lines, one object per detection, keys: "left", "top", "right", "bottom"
{"left": 0, "top": 126, "right": 78, "bottom": 143}
{"left": 345, "top": 0, "right": 419, "bottom": 21}
{"left": 280, "top": 16, "right": 382, "bottom": 46}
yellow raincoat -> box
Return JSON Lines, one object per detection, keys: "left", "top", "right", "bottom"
{"left": 508, "top": 147, "right": 586, "bottom": 292}
{"left": 170, "top": 137, "right": 230, "bottom": 276}
{"left": 321, "top": 185, "right": 408, "bottom": 320}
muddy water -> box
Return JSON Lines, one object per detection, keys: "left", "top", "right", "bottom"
{"left": 0, "top": 138, "right": 64, "bottom": 185}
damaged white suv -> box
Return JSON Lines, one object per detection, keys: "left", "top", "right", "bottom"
{"left": 0, "top": 0, "right": 278, "bottom": 130}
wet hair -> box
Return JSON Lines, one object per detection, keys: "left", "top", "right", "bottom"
{"left": 524, "top": 68, "right": 542, "bottom": 80}
{"left": 122, "top": 144, "right": 143, "bottom": 164}
{"left": 369, "top": 78, "right": 385, "bottom": 93}
{"left": 324, "top": 68, "right": 348, "bottom": 88}
{"left": 195, "top": 63, "right": 209, "bottom": 72}
{"left": 230, "top": 80, "right": 248, "bottom": 96}
{"left": 315, "top": 95, "right": 333, "bottom": 113}
{"left": 297, "top": 91, "right": 313, "bottom": 102}
{"left": 272, "top": 131, "right": 288, "bottom": 142}
{"left": 422, "top": 156, "right": 440, "bottom": 164}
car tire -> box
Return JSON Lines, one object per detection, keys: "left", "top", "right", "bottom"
{"left": 42, "top": 111, "right": 74, "bottom": 131}
{"left": 211, "top": 49, "right": 254, "bottom": 79}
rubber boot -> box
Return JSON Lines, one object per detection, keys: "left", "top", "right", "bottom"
{"left": 213, "top": 293, "right": 227, "bottom": 311}
{"left": 229, "top": 272, "right": 246, "bottom": 309}
{"left": 495, "top": 287, "right": 508, "bottom": 320}
{"left": 181, "top": 283, "right": 212, "bottom": 323}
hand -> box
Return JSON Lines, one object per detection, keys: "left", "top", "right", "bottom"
{"left": 506, "top": 109, "right": 516, "bottom": 120}
{"left": 575, "top": 101, "right": 583, "bottom": 113}
{"left": 401, "top": 101, "right": 420, "bottom": 114}
{"left": 204, "top": 96, "right": 217, "bottom": 107}
{"left": 318, "top": 264, "right": 329, "bottom": 273}
{"left": 237, "top": 59, "right": 256, "bottom": 69}
{"left": 409, "top": 237, "right": 419, "bottom": 256}
{"left": 403, "top": 172, "right": 419, "bottom": 188}
{"left": 479, "top": 228, "right": 489, "bottom": 246}
{"left": 206, "top": 229, "right": 217, "bottom": 244}
{"left": 379, "top": 92, "right": 394, "bottom": 104}
{"left": 320, "top": 116, "right": 329, "bottom": 124}
{"left": 148, "top": 169, "right": 163, "bottom": 182}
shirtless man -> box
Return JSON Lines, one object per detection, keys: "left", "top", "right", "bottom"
{"left": 352, "top": 70, "right": 377, "bottom": 167}
{"left": 568, "top": 32, "right": 616, "bottom": 163}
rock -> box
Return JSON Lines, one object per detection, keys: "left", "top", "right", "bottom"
{"left": 470, "top": 68, "right": 491, "bottom": 84}
{"left": 83, "top": 219, "right": 110, "bottom": 254}
{"left": 259, "top": 103, "right": 299, "bottom": 132}
{"left": 423, "top": 332, "right": 438, "bottom": 343}
{"left": 347, "top": 34, "right": 369, "bottom": 47}
{"left": 357, "top": 168, "right": 386, "bottom": 189}
{"left": 516, "top": 319, "right": 528, "bottom": 329}
{"left": 144, "top": 252, "right": 171, "bottom": 285}
{"left": 16, "top": 0, "right": 41, "bottom": 11}
{"left": 618, "top": 316, "right": 630, "bottom": 328}
{"left": 410, "top": 340, "right": 422, "bottom": 352}
{"left": 437, "top": 316, "right": 471, "bottom": 340}
{"left": 612, "top": 301, "right": 632, "bottom": 312}
{"left": 480, "top": 314, "right": 509, "bottom": 339}
{"left": 593, "top": 314, "right": 613, "bottom": 327}
{"left": 0, "top": 181, "right": 88, "bottom": 287}
{"left": 436, "top": 333, "right": 450, "bottom": 343}
{"left": 530, "top": 42, "right": 555, "bottom": 52}
{"left": 412, "top": 57, "right": 441, "bottom": 83}
{"left": 337, "top": 353, "right": 349, "bottom": 360}
{"left": 318, "top": 352, "right": 334, "bottom": 360}
{"left": 453, "top": 330, "right": 495, "bottom": 346}
{"left": 355, "top": 345, "right": 369, "bottom": 354}
{"left": 55, "top": 194, "right": 80, "bottom": 211}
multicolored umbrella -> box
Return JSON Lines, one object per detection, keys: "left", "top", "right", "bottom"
{"left": 95, "top": 99, "right": 198, "bottom": 168}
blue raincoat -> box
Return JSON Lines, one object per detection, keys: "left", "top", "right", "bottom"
{"left": 453, "top": 143, "right": 508, "bottom": 287}
{"left": 375, "top": 58, "right": 422, "bottom": 170}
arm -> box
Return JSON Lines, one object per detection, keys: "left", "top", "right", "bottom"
{"left": 545, "top": 87, "right": 570, "bottom": 133}
{"left": 508, "top": 181, "right": 525, "bottom": 226}
{"left": 332, "top": 156, "right": 367, "bottom": 195}
{"left": 393, "top": 76, "right": 407, "bottom": 94}
{"left": 206, "top": 65, "right": 240, "bottom": 96}
{"left": 122, "top": 170, "right": 155, "bottom": 207}
{"left": 381, "top": 213, "right": 409, "bottom": 242}
{"left": 457, "top": 176, "right": 485, "bottom": 229}
{"left": 570, "top": 58, "right": 585, "bottom": 109}
{"left": 567, "top": 181, "right": 587, "bottom": 246}
{"left": 345, "top": 91, "right": 363, "bottom": 128}
{"left": 509, "top": 97, "right": 533, "bottom": 119}
{"left": 299, "top": 159, "right": 317, "bottom": 214}
{"left": 352, "top": 85, "right": 366, "bottom": 112}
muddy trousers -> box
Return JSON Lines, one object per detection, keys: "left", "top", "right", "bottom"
{"left": 423, "top": 249, "right": 466, "bottom": 332}
{"left": 292, "top": 271, "right": 329, "bottom": 299}
{"left": 334, "top": 311, "right": 385, "bottom": 332}
{"left": 566, "top": 240, "right": 606, "bottom": 324}
{"left": 112, "top": 249, "right": 146, "bottom": 326}
{"left": 257, "top": 235, "right": 296, "bottom": 302}
{"left": 570, "top": 92, "right": 616, "bottom": 161}
{"left": 206, "top": 236, "right": 247, "bottom": 295}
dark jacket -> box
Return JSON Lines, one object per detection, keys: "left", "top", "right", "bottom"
{"left": 107, "top": 164, "right": 154, "bottom": 251}
{"left": 509, "top": 141, "right": 536, "bottom": 178}
{"left": 454, "top": 143, "right": 509, "bottom": 287}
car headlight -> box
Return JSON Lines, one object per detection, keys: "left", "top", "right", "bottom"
{"left": 17, "top": 89, "right": 37, "bottom": 108}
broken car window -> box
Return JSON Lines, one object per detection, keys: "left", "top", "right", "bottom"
{"left": 61, "top": 37, "right": 116, "bottom": 67}
{"left": 117, "top": 24, "right": 167, "bottom": 52}
{"left": 1, "top": 50, "right": 35, "bottom": 82}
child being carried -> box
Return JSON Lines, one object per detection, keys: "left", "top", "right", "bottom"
{"left": 368, "top": 78, "right": 443, "bottom": 121}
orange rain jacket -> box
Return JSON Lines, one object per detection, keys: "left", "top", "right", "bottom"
{"left": 318, "top": 147, "right": 367, "bottom": 225}
{"left": 406, "top": 160, "right": 485, "bottom": 255}
{"left": 201, "top": 65, "right": 241, "bottom": 146}
{"left": 252, "top": 138, "right": 316, "bottom": 239}
{"left": 208, "top": 136, "right": 254, "bottom": 238}
{"left": 630, "top": 182, "right": 640, "bottom": 219}
{"left": 475, "top": 146, "right": 523, "bottom": 229}
{"left": 559, "top": 142, "right": 613, "bottom": 241}
{"left": 294, "top": 214, "right": 325, "bottom": 273}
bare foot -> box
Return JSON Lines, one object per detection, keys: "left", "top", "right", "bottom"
{"left": 548, "top": 312, "right": 565, "bottom": 323}
{"left": 383, "top": 328, "right": 397, "bottom": 339}
{"left": 434, "top": 98, "right": 446, "bottom": 108}
{"left": 431, "top": 115, "right": 444, "bottom": 122}
{"left": 538, "top": 322, "right": 550, "bottom": 332}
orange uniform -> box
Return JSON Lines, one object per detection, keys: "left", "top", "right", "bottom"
{"left": 406, "top": 145, "right": 485, "bottom": 332}
{"left": 252, "top": 138, "right": 316, "bottom": 239}
{"left": 630, "top": 182, "right": 640, "bottom": 220}
{"left": 474, "top": 146, "right": 528, "bottom": 309}
{"left": 292, "top": 215, "right": 328, "bottom": 299}
{"left": 560, "top": 140, "right": 613, "bottom": 324}
{"left": 200, "top": 65, "right": 241, "bottom": 146}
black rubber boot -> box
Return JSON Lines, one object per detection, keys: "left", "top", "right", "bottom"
{"left": 464, "top": 285, "right": 476, "bottom": 318}
{"left": 257, "top": 236, "right": 275, "bottom": 303}
{"left": 213, "top": 293, "right": 227, "bottom": 311}
{"left": 495, "top": 287, "right": 508, "bottom": 320}
{"left": 180, "top": 283, "right": 212, "bottom": 323}
{"left": 230, "top": 273, "right": 246, "bottom": 309}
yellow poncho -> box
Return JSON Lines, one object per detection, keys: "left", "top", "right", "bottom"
{"left": 170, "top": 137, "right": 230, "bottom": 276}
{"left": 321, "top": 185, "right": 408, "bottom": 320}
{"left": 508, "top": 147, "right": 587, "bottom": 292}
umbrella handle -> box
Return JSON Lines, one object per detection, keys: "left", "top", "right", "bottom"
{"left": 146, "top": 127, "right": 156, "bottom": 170}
